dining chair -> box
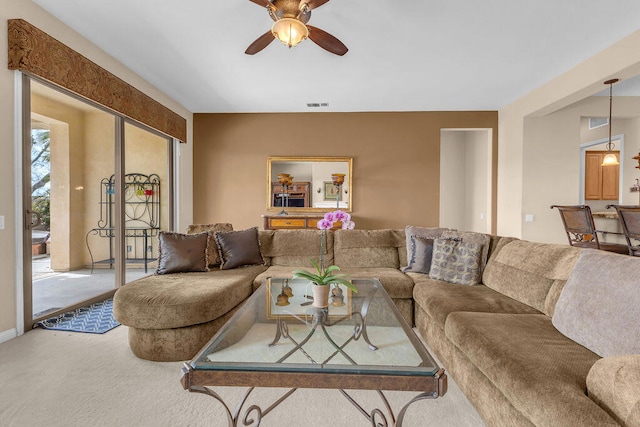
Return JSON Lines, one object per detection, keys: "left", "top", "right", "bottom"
{"left": 550, "top": 205, "right": 629, "bottom": 254}
{"left": 606, "top": 204, "right": 640, "bottom": 256}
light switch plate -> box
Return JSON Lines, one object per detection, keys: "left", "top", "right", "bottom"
{"left": 525, "top": 214, "right": 534, "bottom": 222}
{"left": 0, "top": 215, "right": 4, "bottom": 229}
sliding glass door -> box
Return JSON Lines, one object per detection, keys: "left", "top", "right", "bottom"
{"left": 27, "top": 78, "right": 117, "bottom": 325}
{"left": 24, "top": 76, "right": 175, "bottom": 329}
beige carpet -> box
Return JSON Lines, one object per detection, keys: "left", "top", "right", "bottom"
{"left": 0, "top": 326, "right": 485, "bottom": 426}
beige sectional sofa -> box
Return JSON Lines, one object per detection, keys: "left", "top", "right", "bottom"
{"left": 113, "top": 227, "right": 640, "bottom": 426}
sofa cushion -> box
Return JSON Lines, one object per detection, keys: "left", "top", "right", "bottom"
{"left": 445, "top": 312, "right": 618, "bottom": 426}
{"left": 552, "top": 249, "right": 640, "bottom": 358}
{"left": 334, "top": 229, "right": 404, "bottom": 268}
{"left": 482, "top": 240, "right": 581, "bottom": 315}
{"left": 587, "top": 355, "right": 640, "bottom": 426}
{"left": 254, "top": 266, "right": 415, "bottom": 300}
{"left": 114, "top": 265, "right": 268, "bottom": 329}
{"left": 338, "top": 267, "right": 415, "bottom": 299}
{"left": 187, "top": 223, "right": 233, "bottom": 267}
{"left": 156, "top": 231, "right": 208, "bottom": 275}
{"left": 259, "top": 229, "right": 334, "bottom": 267}
{"left": 215, "top": 227, "right": 265, "bottom": 270}
{"left": 402, "top": 235, "right": 434, "bottom": 274}
{"left": 411, "top": 273, "right": 540, "bottom": 328}
{"left": 429, "top": 238, "right": 483, "bottom": 285}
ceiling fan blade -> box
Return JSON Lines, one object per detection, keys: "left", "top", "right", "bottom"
{"left": 245, "top": 31, "right": 275, "bottom": 55}
{"left": 305, "top": 0, "right": 330, "bottom": 10}
{"left": 307, "top": 25, "right": 348, "bottom": 56}
{"left": 248, "top": 0, "right": 272, "bottom": 8}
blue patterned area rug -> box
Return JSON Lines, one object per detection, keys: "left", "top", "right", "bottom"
{"left": 37, "top": 298, "right": 120, "bottom": 334}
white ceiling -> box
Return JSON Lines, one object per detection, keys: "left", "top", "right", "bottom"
{"left": 33, "top": 0, "right": 640, "bottom": 113}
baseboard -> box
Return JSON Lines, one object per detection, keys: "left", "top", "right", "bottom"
{"left": 0, "top": 328, "right": 17, "bottom": 344}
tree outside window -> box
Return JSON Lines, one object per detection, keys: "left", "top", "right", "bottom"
{"left": 31, "top": 128, "right": 50, "bottom": 230}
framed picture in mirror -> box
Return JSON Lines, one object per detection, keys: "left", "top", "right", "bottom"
{"left": 323, "top": 181, "right": 341, "bottom": 201}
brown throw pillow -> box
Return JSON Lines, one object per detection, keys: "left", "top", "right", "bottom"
{"left": 186, "top": 223, "right": 233, "bottom": 267}
{"left": 429, "top": 238, "right": 482, "bottom": 285}
{"left": 156, "top": 231, "right": 208, "bottom": 275}
{"left": 402, "top": 235, "right": 434, "bottom": 274}
{"left": 215, "top": 227, "right": 265, "bottom": 270}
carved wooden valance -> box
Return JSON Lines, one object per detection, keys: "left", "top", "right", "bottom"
{"left": 8, "top": 19, "right": 186, "bottom": 142}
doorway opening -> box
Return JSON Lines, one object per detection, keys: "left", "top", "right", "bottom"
{"left": 439, "top": 129, "right": 493, "bottom": 233}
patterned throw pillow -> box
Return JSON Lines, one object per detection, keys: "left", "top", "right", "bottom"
{"left": 440, "top": 230, "right": 490, "bottom": 274}
{"left": 402, "top": 235, "right": 435, "bottom": 274}
{"left": 156, "top": 231, "right": 209, "bottom": 275}
{"left": 186, "top": 223, "right": 233, "bottom": 267}
{"left": 429, "top": 238, "right": 483, "bottom": 285}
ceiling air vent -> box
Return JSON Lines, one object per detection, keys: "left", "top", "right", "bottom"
{"left": 307, "top": 102, "right": 330, "bottom": 108}
{"left": 588, "top": 117, "right": 609, "bottom": 130}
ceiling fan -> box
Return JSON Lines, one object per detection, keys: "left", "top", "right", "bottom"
{"left": 245, "top": 0, "right": 348, "bottom": 56}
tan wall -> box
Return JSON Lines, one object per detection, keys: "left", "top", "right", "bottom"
{"left": 31, "top": 92, "right": 86, "bottom": 271}
{"left": 82, "top": 111, "right": 116, "bottom": 266}
{"left": 193, "top": 112, "right": 498, "bottom": 231}
{"left": 0, "top": 0, "right": 193, "bottom": 336}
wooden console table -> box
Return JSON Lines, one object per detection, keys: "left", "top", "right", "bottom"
{"left": 262, "top": 214, "right": 344, "bottom": 230}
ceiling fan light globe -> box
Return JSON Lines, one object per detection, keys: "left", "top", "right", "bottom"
{"left": 271, "top": 18, "right": 309, "bottom": 48}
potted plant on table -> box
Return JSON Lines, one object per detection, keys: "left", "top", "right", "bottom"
{"left": 292, "top": 210, "right": 358, "bottom": 308}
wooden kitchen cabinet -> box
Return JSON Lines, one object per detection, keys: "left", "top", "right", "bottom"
{"left": 585, "top": 151, "right": 619, "bottom": 200}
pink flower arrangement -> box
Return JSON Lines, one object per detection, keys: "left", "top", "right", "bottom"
{"left": 317, "top": 210, "right": 355, "bottom": 230}
{"left": 292, "top": 210, "right": 358, "bottom": 294}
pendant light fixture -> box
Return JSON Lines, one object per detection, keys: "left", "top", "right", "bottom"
{"left": 602, "top": 78, "right": 620, "bottom": 166}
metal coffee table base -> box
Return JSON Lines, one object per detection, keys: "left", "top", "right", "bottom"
{"left": 184, "top": 380, "right": 442, "bottom": 427}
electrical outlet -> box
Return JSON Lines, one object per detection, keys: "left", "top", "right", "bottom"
{"left": 0, "top": 215, "right": 4, "bottom": 230}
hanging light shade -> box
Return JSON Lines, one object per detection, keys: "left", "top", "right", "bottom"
{"left": 602, "top": 151, "right": 619, "bottom": 166}
{"left": 271, "top": 18, "right": 309, "bottom": 48}
{"left": 602, "top": 78, "right": 620, "bottom": 166}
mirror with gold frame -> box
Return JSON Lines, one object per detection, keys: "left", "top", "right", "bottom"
{"left": 267, "top": 157, "right": 353, "bottom": 213}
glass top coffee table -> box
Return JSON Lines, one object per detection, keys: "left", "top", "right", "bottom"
{"left": 181, "top": 278, "right": 447, "bottom": 426}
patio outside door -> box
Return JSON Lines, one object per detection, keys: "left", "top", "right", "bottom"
{"left": 26, "top": 79, "right": 118, "bottom": 328}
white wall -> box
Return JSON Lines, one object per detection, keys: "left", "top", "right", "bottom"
{"left": 440, "top": 130, "right": 491, "bottom": 233}
{"left": 440, "top": 131, "right": 466, "bottom": 229}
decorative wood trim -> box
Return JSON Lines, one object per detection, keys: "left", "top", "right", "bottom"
{"left": 8, "top": 19, "right": 186, "bottom": 142}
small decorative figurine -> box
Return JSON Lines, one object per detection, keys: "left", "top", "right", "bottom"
{"left": 330, "top": 285, "right": 345, "bottom": 307}
{"left": 283, "top": 279, "right": 293, "bottom": 297}
{"left": 275, "top": 286, "right": 290, "bottom": 306}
